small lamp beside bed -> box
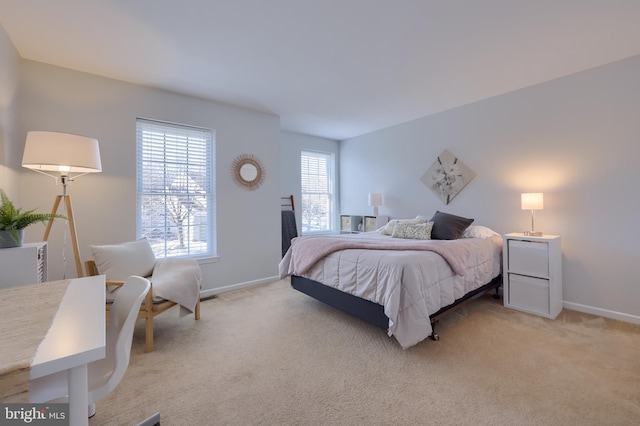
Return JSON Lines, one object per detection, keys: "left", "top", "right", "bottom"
{"left": 368, "top": 193, "right": 382, "bottom": 216}
{"left": 521, "top": 192, "right": 543, "bottom": 236}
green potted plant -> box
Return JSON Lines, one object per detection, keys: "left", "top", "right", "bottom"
{"left": 0, "top": 190, "right": 67, "bottom": 248}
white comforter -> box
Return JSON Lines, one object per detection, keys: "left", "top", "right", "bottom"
{"left": 279, "top": 232, "right": 502, "bottom": 349}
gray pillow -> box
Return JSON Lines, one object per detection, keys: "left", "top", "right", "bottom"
{"left": 429, "top": 211, "right": 474, "bottom": 240}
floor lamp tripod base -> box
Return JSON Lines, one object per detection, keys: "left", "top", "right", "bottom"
{"left": 43, "top": 194, "right": 84, "bottom": 278}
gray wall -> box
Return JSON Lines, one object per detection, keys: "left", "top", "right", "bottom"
{"left": 0, "top": 24, "right": 20, "bottom": 200}
{"left": 11, "top": 61, "right": 281, "bottom": 294}
{"left": 340, "top": 55, "right": 640, "bottom": 323}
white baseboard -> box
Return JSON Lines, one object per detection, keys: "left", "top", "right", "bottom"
{"left": 563, "top": 301, "right": 640, "bottom": 325}
{"left": 200, "top": 275, "right": 281, "bottom": 299}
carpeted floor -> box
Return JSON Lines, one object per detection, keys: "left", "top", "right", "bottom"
{"left": 89, "top": 278, "right": 640, "bottom": 426}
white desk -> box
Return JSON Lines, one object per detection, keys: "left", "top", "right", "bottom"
{"left": 29, "top": 275, "right": 106, "bottom": 426}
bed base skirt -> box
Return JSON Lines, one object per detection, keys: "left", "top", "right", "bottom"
{"left": 291, "top": 274, "right": 502, "bottom": 341}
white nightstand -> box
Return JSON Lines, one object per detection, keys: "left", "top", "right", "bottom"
{"left": 502, "top": 233, "right": 562, "bottom": 319}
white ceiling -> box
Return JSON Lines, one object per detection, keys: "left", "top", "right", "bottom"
{"left": 2, "top": 1, "right": 640, "bottom": 140}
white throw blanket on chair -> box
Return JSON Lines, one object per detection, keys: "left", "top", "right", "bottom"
{"left": 151, "top": 257, "right": 202, "bottom": 316}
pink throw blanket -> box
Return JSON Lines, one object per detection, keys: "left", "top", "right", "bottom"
{"left": 290, "top": 235, "right": 471, "bottom": 276}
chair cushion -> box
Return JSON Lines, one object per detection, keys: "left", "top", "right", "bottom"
{"left": 89, "top": 239, "right": 157, "bottom": 282}
{"left": 106, "top": 292, "right": 168, "bottom": 305}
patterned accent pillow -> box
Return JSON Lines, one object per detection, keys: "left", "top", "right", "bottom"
{"left": 379, "top": 217, "right": 427, "bottom": 236}
{"left": 391, "top": 221, "right": 434, "bottom": 240}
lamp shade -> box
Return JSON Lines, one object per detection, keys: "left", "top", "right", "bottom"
{"left": 368, "top": 193, "right": 382, "bottom": 207}
{"left": 521, "top": 193, "right": 543, "bottom": 210}
{"left": 22, "top": 131, "right": 102, "bottom": 174}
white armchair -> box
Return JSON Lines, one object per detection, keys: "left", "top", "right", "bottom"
{"left": 86, "top": 238, "right": 201, "bottom": 352}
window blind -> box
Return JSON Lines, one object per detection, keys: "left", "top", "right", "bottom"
{"left": 136, "top": 118, "right": 215, "bottom": 258}
{"left": 301, "top": 150, "right": 334, "bottom": 233}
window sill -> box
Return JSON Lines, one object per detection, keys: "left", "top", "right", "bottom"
{"left": 196, "top": 256, "right": 219, "bottom": 265}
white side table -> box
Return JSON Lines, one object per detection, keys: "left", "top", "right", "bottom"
{"left": 0, "top": 242, "right": 47, "bottom": 288}
{"left": 502, "top": 233, "right": 562, "bottom": 319}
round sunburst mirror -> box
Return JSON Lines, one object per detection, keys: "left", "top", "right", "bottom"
{"left": 232, "top": 154, "right": 265, "bottom": 191}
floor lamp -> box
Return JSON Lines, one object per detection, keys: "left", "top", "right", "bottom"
{"left": 22, "top": 131, "right": 102, "bottom": 278}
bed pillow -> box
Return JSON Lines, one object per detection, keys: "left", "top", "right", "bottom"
{"left": 461, "top": 225, "right": 500, "bottom": 239}
{"left": 391, "top": 221, "right": 434, "bottom": 240}
{"left": 89, "top": 238, "right": 157, "bottom": 281}
{"left": 429, "top": 211, "right": 474, "bottom": 240}
{"left": 379, "top": 217, "right": 427, "bottom": 236}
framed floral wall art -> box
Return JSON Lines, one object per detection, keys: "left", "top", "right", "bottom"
{"left": 420, "top": 149, "right": 476, "bottom": 205}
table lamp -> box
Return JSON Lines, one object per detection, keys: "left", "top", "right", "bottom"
{"left": 521, "top": 192, "right": 543, "bottom": 236}
{"left": 368, "top": 193, "right": 382, "bottom": 216}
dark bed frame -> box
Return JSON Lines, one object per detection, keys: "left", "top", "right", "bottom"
{"left": 291, "top": 274, "right": 502, "bottom": 341}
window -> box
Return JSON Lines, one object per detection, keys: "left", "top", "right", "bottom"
{"left": 300, "top": 150, "right": 335, "bottom": 234}
{"left": 136, "top": 118, "right": 215, "bottom": 259}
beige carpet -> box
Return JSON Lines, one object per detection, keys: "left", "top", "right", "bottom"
{"left": 89, "top": 278, "right": 640, "bottom": 426}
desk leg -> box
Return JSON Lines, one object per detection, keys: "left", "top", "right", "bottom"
{"left": 68, "top": 365, "right": 88, "bottom": 426}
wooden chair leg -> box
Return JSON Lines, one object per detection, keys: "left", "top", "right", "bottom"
{"left": 195, "top": 297, "right": 201, "bottom": 320}
{"left": 145, "top": 313, "right": 154, "bottom": 353}
{"left": 144, "top": 292, "right": 154, "bottom": 353}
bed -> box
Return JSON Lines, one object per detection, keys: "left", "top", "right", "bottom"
{"left": 279, "top": 212, "right": 503, "bottom": 349}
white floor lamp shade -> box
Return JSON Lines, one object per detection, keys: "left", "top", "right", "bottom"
{"left": 22, "top": 131, "right": 102, "bottom": 175}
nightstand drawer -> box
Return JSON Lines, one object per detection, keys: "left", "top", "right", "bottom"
{"left": 508, "top": 274, "right": 549, "bottom": 314}
{"left": 507, "top": 240, "right": 549, "bottom": 278}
